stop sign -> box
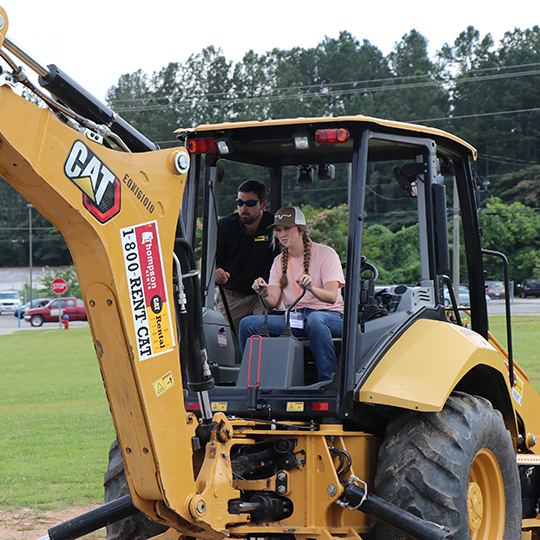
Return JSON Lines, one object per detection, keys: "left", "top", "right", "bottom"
{"left": 51, "top": 278, "right": 68, "bottom": 295}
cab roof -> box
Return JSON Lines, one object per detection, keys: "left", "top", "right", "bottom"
{"left": 176, "top": 115, "right": 477, "bottom": 161}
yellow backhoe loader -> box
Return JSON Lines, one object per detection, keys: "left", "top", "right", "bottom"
{"left": 1, "top": 6, "right": 540, "bottom": 540}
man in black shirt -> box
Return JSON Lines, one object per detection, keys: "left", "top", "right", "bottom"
{"left": 216, "top": 179, "right": 279, "bottom": 334}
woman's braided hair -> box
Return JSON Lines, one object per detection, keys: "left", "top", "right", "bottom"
{"left": 280, "top": 228, "right": 312, "bottom": 288}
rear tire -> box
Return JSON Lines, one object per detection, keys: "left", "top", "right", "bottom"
{"left": 104, "top": 439, "right": 169, "bottom": 540}
{"left": 30, "top": 315, "right": 44, "bottom": 327}
{"left": 374, "top": 392, "right": 521, "bottom": 540}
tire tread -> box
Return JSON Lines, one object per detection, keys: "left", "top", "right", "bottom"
{"left": 374, "top": 392, "right": 521, "bottom": 540}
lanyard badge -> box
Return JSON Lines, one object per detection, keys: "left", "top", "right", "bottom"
{"left": 289, "top": 311, "right": 304, "bottom": 329}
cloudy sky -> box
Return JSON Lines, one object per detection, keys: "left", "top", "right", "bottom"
{"left": 1, "top": 0, "right": 538, "bottom": 101}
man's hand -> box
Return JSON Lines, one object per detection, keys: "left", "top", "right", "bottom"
{"left": 216, "top": 268, "right": 230, "bottom": 284}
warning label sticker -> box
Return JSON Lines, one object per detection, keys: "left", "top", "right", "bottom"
{"left": 505, "top": 360, "right": 524, "bottom": 406}
{"left": 211, "top": 402, "right": 228, "bottom": 412}
{"left": 286, "top": 402, "right": 304, "bottom": 412}
{"left": 153, "top": 371, "right": 175, "bottom": 397}
{"left": 121, "top": 221, "right": 175, "bottom": 361}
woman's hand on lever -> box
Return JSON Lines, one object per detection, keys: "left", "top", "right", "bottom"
{"left": 252, "top": 277, "right": 268, "bottom": 295}
{"left": 297, "top": 273, "right": 339, "bottom": 304}
{"left": 253, "top": 278, "right": 280, "bottom": 309}
{"left": 298, "top": 274, "right": 313, "bottom": 292}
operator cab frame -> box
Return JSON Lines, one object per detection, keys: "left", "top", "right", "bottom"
{"left": 177, "top": 117, "right": 486, "bottom": 425}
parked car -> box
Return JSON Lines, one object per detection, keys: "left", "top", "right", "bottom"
{"left": 517, "top": 279, "right": 540, "bottom": 298}
{"left": 443, "top": 285, "right": 491, "bottom": 307}
{"left": 13, "top": 297, "right": 52, "bottom": 318}
{"left": 485, "top": 280, "right": 505, "bottom": 299}
{"left": 0, "top": 290, "right": 22, "bottom": 314}
{"left": 25, "top": 297, "right": 87, "bottom": 327}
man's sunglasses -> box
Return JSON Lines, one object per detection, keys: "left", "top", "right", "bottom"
{"left": 236, "top": 199, "right": 259, "bottom": 207}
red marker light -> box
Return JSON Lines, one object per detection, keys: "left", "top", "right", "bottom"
{"left": 186, "top": 402, "right": 201, "bottom": 411}
{"left": 187, "top": 138, "right": 217, "bottom": 154}
{"left": 315, "top": 128, "right": 350, "bottom": 145}
{"left": 313, "top": 402, "right": 329, "bottom": 411}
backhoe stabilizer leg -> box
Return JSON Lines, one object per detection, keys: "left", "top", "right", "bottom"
{"left": 337, "top": 480, "right": 454, "bottom": 540}
{"left": 36, "top": 494, "right": 137, "bottom": 540}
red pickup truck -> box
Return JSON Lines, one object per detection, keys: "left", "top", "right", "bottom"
{"left": 25, "top": 297, "right": 87, "bottom": 327}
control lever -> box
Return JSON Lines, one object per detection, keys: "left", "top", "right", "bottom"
{"left": 280, "top": 285, "right": 307, "bottom": 338}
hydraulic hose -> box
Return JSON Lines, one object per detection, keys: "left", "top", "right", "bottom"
{"left": 174, "top": 238, "right": 214, "bottom": 395}
{"left": 38, "top": 65, "right": 158, "bottom": 153}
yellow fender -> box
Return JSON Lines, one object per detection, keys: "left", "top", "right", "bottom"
{"left": 358, "top": 319, "right": 512, "bottom": 412}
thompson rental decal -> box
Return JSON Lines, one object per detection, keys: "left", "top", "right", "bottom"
{"left": 121, "top": 221, "right": 175, "bottom": 360}
{"left": 64, "top": 140, "right": 121, "bottom": 223}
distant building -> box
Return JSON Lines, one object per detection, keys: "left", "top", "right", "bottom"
{"left": 0, "top": 267, "right": 68, "bottom": 295}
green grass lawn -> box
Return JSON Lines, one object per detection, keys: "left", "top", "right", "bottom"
{"left": 1, "top": 317, "right": 539, "bottom": 512}
{"left": 488, "top": 315, "right": 540, "bottom": 392}
{"left": 0, "top": 328, "right": 115, "bottom": 510}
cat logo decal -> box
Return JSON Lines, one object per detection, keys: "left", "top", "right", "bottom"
{"left": 64, "top": 140, "right": 121, "bottom": 223}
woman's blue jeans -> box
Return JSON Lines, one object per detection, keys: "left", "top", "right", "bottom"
{"left": 239, "top": 308, "right": 343, "bottom": 382}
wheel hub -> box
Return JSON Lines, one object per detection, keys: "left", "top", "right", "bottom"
{"left": 469, "top": 448, "right": 505, "bottom": 540}
{"left": 468, "top": 481, "right": 483, "bottom": 532}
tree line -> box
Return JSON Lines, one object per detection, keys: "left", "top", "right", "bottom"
{"left": 106, "top": 26, "right": 540, "bottom": 182}
{"left": 103, "top": 23, "right": 540, "bottom": 231}
{"left": 303, "top": 199, "right": 540, "bottom": 285}
{"left": 1, "top": 24, "right": 539, "bottom": 284}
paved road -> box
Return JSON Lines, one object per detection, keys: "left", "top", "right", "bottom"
{"left": 0, "top": 313, "right": 89, "bottom": 335}
{"left": 488, "top": 298, "right": 540, "bottom": 316}
{"left": 0, "top": 298, "right": 537, "bottom": 336}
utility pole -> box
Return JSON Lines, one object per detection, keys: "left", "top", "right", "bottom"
{"left": 28, "top": 203, "right": 33, "bottom": 303}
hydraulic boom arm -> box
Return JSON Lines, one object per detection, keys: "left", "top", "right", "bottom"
{"left": 0, "top": 7, "right": 237, "bottom": 537}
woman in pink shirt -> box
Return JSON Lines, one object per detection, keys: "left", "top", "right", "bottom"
{"left": 239, "top": 207, "right": 345, "bottom": 382}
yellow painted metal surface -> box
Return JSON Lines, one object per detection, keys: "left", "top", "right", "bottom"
{"left": 359, "top": 319, "right": 510, "bottom": 411}
{"left": 0, "top": 84, "right": 218, "bottom": 535}
{"left": 0, "top": 7, "right": 7, "bottom": 47}
{"left": 359, "top": 318, "right": 540, "bottom": 457}
{"left": 227, "top": 423, "right": 380, "bottom": 538}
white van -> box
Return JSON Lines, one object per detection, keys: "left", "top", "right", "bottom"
{"left": 0, "top": 290, "right": 22, "bottom": 314}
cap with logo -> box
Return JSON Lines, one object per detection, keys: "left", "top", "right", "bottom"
{"left": 269, "top": 207, "right": 307, "bottom": 229}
